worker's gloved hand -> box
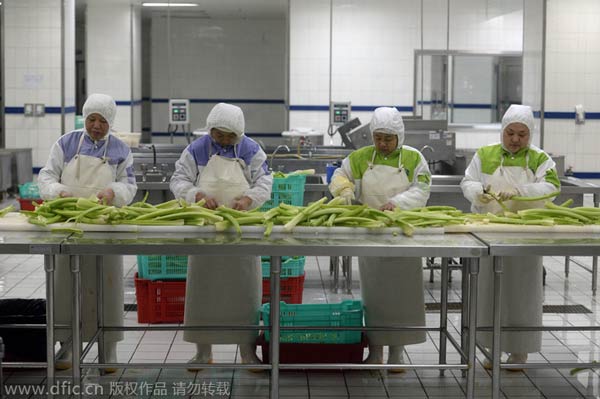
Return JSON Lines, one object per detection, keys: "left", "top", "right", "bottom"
{"left": 380, "top": 202, "right": 395, "bottom": 211}
{"left": 497, "top": 188, "right": 519, "bottom": 201}
{"left": 329, "top": 175, "right": 355, "bottom": 197}
{"left": 232, "top": 196, "right": 252, "bottom": 211}
{"left": 59, "top": 191, "right": 73, "bottom": 198}
{"left": 195, "top": 192, "right": 219, "bottom": 209}
{"left": 97, "top": 188, "right": 115, "bottom": 205}
{"left": 338, "top": 187, "right": 355, "bottom": 205}
{"left": 477, "top": 193, "right": 493, "bottom": 204}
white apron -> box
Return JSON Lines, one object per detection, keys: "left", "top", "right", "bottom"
{"left": 476, "top": 154, "right": 543, "bottom": 353}
{"left": 184, "top": 148, "right": 262, "bottom": 344}
{"left": 358, "top": 150, "right": 426, "bottom": 345}
{"left": 55, "top": 133, "right": 124, "bottom": 342}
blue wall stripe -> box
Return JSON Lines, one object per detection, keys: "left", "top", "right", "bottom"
{"left": 115, "top": 100, "right": 143, "bottom": 106}
{"left": 572, "top": 172, "right": 600, "bottom": 179}
{"left": 289, "top": 105, "right": 413, "bottom": 112}
{"left": 5, "top": 106, "right": 76, "bottom": 114}
{"left": 33, "top": 167, "right": 42, "bottom": 174}
{"left": 151, "top": 131, "right": 282, "bottom": 137}
{"left": 150, "top": 98, "right": 284, "bottom": 104}
{"left": 450, "top": 103, "right": 494, "bottom": 109}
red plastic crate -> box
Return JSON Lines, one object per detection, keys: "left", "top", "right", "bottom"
{"left": 134, "top": 273, "right": 186, "bottom": 324}
{"left": 261, "top": 273, "right": 305, "bottom": 304}
{"left": 18, "top": 198, "right": 43, "bottom": 211}
{"left": 258, "top": 334, "right": 367, "bottom": 364}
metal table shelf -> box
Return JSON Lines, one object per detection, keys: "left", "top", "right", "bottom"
{"left": 472, "top": 232, "right": 600, "bottom": 399}
{"left": 0, "top": 231, "right": 67, "bottom": 394}
{"left": 61, "top": 231, "right": 487, "bottom": 399}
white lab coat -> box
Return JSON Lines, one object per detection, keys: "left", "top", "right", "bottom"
{"left": 461, "top": 147, "right": 558, "bottom": 353}
{"left": 38, "top": 132, "right": 136, "bottom": 343}
{"left": 177, "top": 151, "right": 263, "bottom": 344}
{"left": 335, "top": 147, "right": 430, "bottom": 345}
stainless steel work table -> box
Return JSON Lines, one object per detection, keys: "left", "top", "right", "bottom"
{"left": 60, "top": 230, "right": 488, "bottom": 399}
{"left": 0, "top": 230, "right": 67, "bottom": 393}
{"left": 472, "top": 232, "right": 600, "bottom": 399}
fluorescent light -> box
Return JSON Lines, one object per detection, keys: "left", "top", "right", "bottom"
{"left": 142, "top": 2, "right": 198, "bottom": 6}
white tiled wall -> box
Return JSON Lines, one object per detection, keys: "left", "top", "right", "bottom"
{"left": 543, "top": 0, "right": 600, "bottom": 172}
{"left": 448, "top": 0, "right": 523, "bottom": 52}
{"left": 289, "top": 0, "right": 523, "bottom": 147}
{"left": 149, "top": 14, "right": 286, "bottom": 136}
{"left": 86, "top": 3, "right": 141, "bottom": 133}
{"left": 451, "top": 56, "right": 494, "bottom": 123}
{"left": 3, "top": 0, "right": 75, "bottom": 169}
{"left": 522, "top": 0, "right": 543, "bottom": 143}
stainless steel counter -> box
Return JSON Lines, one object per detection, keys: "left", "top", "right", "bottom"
{"left": 0, "top": 231, "right": 66, "bottom": 392}
{"left": 472, "top": 232, "right": 600, "bottom": 399}
{"left": 59, "top": 231, "right": 486, "bottom": 399}
{"left": 61, "top": 231, "right": 487, "bottom": 258}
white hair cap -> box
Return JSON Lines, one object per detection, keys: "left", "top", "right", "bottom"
{"left": 82, "top": 93, "right": 117, "bottom": 131}
{"left": 501, "top": 104, "right": 534, "bottom": 139}
{"left": 206, "top": 103, "right": 245, "bottom": 142}
{"left": 370, "top": 107, "right": 405, "bottom": 147}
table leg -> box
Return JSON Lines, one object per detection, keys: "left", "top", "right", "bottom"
{"left": 492, "top": 257, "right": 503, "bottom": 399}
{"left": 269, "top": 256, "right": 281, "bottom": 399}
{"left": 71, "top": 255, "right": 81, "bottom": 396}
{"left": 44, "top": 255, "right": 55, "bottom": 395}
{"left": 466, "top": 258, "right": 479, "bottom": 399}
{"left": 461, "top": 258, "right": 470, "bottom": 379}
{"left": 96, "top": 256, "right": 105, "bottom": 371}
{"left": 564, "top": 256, "right": 570, "bottom": 278}
{"left": 439, "top": 257, "right": 449, "bottom": 376}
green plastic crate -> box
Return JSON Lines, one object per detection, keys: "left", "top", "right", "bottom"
{"left": 260, "top": 174, "right": 306, "bottom": 211}
{"left": 137, "top": 255, "right": 188, "bottom": 280}
{"left": 261, "top": 300, "right": 363, "bottom": 344}
{"left": 261, "top": 256, "right": 306, "bottom": 278}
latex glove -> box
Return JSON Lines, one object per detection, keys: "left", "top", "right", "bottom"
{"left": 97, "top": 188, "right": 115, "bottom": 205}
{"left": 329, "top": 175, "right": 355, "bottom": 197}
{"left": 339, "top": 187, "right": 355, "bottom": 205}
{"left": 477, "top": 193, "right": 493, "bottom": 204}
{"left": 232, "top": 195, "right": 252, "bottom": 211}
{"left": 497, "top": 188, "right": 519, "bottom": 201}
{"left": 59, "top": 191, "right": 73, "bottom": 198}
{"left": 380, "top": 202, "right": 395, "bottom": 211}
{"left": 195, "top": 192, "right": 218, "bottom": 209}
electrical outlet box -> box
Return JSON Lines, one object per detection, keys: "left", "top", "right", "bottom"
{"left": 169, "top": 99, "right": 190, "bottom": 125}
{"left": 24, "top": 104, "right": 34, "bottom": 117}
{"left": 34, "top": 104, "right": 45, "bottom": 117}
{"left": 330, "top": 101, "right": 351, "bottom": 126}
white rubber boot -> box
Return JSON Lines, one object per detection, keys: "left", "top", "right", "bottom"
{"left": 55, "top": 343, "right": 72, "bottom": 371}
{"left": 102, "top": 342, "right": 118, "bottom": 374}
{"left": 506, "top": 352, "right": 528, "bottom": 372}
{"left": 187, "top": 344, "right": 213, "bottom": 372}
{"left": 364, "top": 345, "right": 384, "bottom": 364}
{"left": 388, "top": 345, "right": 406, "bottom": 373}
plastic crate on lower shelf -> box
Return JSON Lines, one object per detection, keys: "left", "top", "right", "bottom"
{"left": 260, "top": 256, "right": 305, "bottom": 278}
{"left": 257, "top": 334, "right": 367, "bottom": 365}
{"left": 17, "top": 198, "right": 43, "bottom": 211}
{"left": 134, "top": 273, "right": 185, "bottom": 324}
{"left": 137, "top": 255, "right": 188, "bottom": 280}
{"left": 261, "top": 300, "right": 363, "bottom": 344}
{"left": 260, "top": 174, "right": 306, "bottom": 211}
{"left": 262, "top": 273, "right": 305, "bottom": 304}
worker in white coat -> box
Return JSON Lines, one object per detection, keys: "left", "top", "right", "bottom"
{"left": 461, "top": 104, "right": 560, "bottom": 369}
{"left": 38, "top": 93, "right": 137, "bottom": 371}
{"left": 329, "top": 107, "right": 431, "bottom": 370}
{"left": 170, "top": 103, "right": 272, "bottom": 368}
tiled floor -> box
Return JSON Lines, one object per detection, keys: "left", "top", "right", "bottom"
{"left": 0, "top": 253, "right": 599, "bottom": 398}
{"left": 2, "top": 194, "right": 600, "bottom": 398}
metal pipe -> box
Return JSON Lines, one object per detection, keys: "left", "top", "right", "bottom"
{"left": 96, "top": 255, "right": 105, "bottom": 372}
{"left": 269, "top": 256, "right": 282, "bottom": 399}
{"left": 492, "top": 257, "right": 503, "bottom": 399}
{"left": 467, "top": 258, "right": 479, "bottom": 399}
{"left": 439, "top": 257, "right": 449, "bottom": 376}
{"left": 44, "top": 255, "right": 55, "bottom": 391}
{"left": 71, "top": 255, "right": 82, "bottom": 391}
